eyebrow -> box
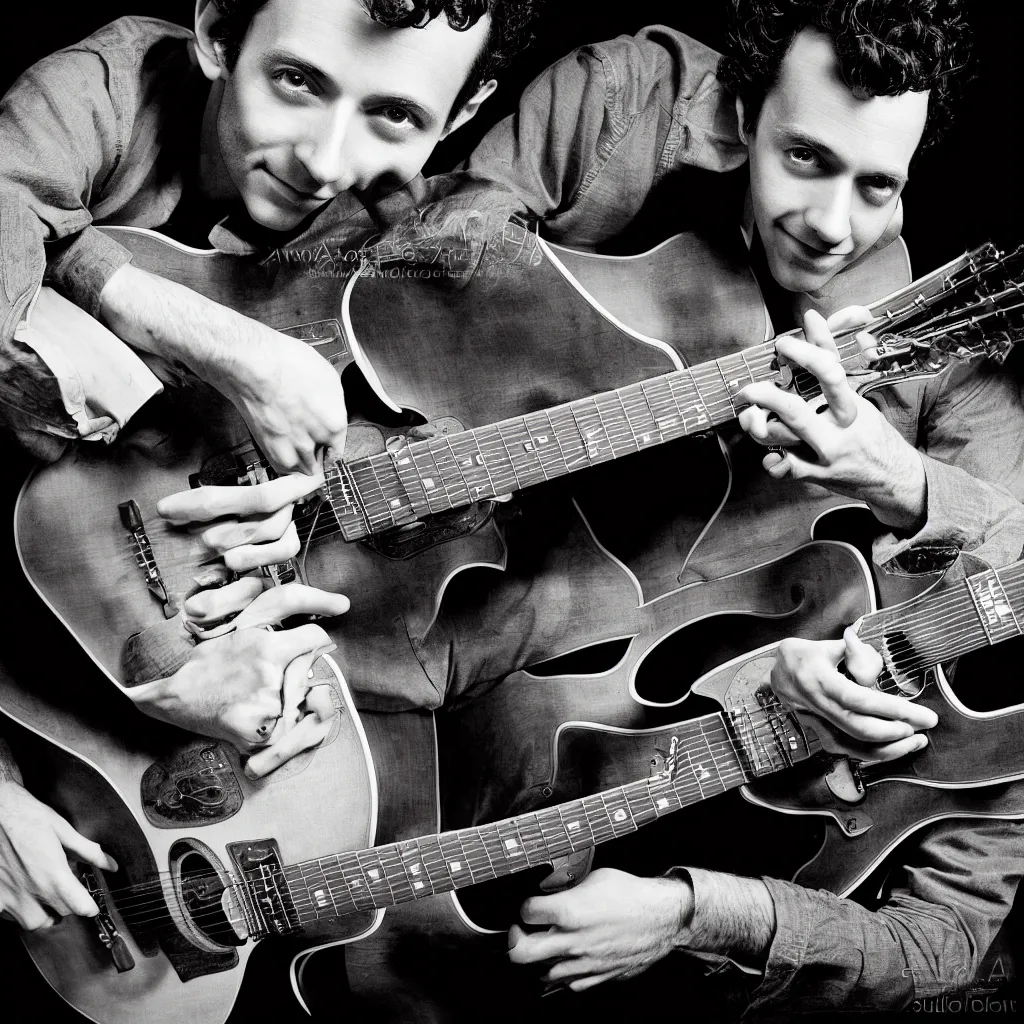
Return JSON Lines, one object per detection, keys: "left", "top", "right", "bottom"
{"left": 260, "top": 49, "right": 439, "bottom": 128}
{"left": 774, "top": 125, "right": 908, "bottom": 186}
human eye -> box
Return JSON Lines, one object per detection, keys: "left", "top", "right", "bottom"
{"left": 381, "top": 105, "right": 412, "bottom": 125}
{"left": 861, "top": 176, "right": 899, "bottom": 206}
{"left": 271, "top": 67, "right": 318, "bottom": 98}
{"left": 785, "top": 146, "right": 822, "bottom": 171}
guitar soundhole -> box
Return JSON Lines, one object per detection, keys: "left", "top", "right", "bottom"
{"left": 168, "top": 840, "right": 246, "bottom": 951}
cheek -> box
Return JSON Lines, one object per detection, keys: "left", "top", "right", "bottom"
{"left": 359, "top": 133, "right": 440, "bottom": 182}
{"left": 848, "top": 205, "right": 893, "bottom": 252}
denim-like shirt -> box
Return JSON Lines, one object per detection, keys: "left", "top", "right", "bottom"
{"left": 465, "top": 25, "right": 1024, "bottom": 1016}
{"left": 0, "top": 16, "right": 451, "bottom": 460}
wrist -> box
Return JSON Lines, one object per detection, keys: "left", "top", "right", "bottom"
{"left": 663, "top": 871, "right": 696, "bottom": 948}
{"left": 870, "top": 449, "right": 928, "bottom": 533}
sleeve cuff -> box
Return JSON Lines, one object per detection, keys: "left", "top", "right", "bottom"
{"left": 44, "top": 224, "right": 134, "bottom": 320}
{"left": 874, "top": 453, "right": 1024, "bottom": 578}
{"left": 15, "top": 284, "right": 162, "bottom": 443}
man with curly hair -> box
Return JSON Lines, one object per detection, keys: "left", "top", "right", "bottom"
{"left": 0, "top": 0, "right": 539, "bottom": 941}
{"left": 457, "top": 0, "right": 1024, "bottom": 1017}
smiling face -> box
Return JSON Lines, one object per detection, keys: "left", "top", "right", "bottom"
{"left": 744, "top": 27, "right": 930, "bottom": 294}
{"left": 198, "top": 0, "right": 493, "bottom": 232}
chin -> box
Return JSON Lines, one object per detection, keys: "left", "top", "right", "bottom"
{"left": 767, "top": 254, "right": 839, "bottom": 295}
{"left": 243, "top": 194, "right": 308, "bottom": 234}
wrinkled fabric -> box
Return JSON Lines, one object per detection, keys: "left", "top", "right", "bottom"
{"left": 459, "top": 24, "right": 1024, "bottom": 1016}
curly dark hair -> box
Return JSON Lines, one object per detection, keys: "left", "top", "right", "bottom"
{"left": 209, "top": 0, "right": 540, "bottom": 118}
{"left": 717, "top": 0, "right": 972, "bottom": 152}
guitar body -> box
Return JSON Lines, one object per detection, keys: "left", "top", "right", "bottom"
{"left": 14, "top": 223, "right": 918, "bottom": 700}
{"left": 14, "top": 409, "right": 503, "bottom": 706}
{"left": 440, "top": 542, "right": 1024, "bottom": 928}
{"left": 0, "top": 650, "right": 384, "bottom": 1024}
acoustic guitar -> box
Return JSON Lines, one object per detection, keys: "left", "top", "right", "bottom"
{"left": 14, "top": 230, "right": 1024, "bottom": 703}
{"left": 5, "top": 541, "right": 1024, "bottom": 1024}
{"left": 440, "top": 538, "right": 1024, "bottom": 931}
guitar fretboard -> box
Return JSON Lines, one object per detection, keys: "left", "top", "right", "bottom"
{"left": 242, "top": 699, "right": 815, "bottom": 936}
{"left": 858, "top": 561, "right": 1024, "bottom": 692}
{"left": 321, "top": 338, "right": 813, "bottom": 541}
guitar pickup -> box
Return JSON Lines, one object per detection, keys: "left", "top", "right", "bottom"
{"left": 79, "top": 864, "right": 135, "bottom": 974}
{"left": 119, "top": 499, "right": 177, "bottom": 618}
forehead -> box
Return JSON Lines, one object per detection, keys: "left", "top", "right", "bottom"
{"left": 761, "top": 27, "right": 929, "bottom": 177}
{"left": 243, "top": 0, "right": 489, "bottom": 108}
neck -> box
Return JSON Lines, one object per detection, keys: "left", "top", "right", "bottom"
{"left": 237, "top": 693, "right": 820, "bottom": 937}
{"left": 198, "top": 79, "right": 237, "bottom": 203}
{"left": 856, "top": 561, "right": 1024, "bottom": 693}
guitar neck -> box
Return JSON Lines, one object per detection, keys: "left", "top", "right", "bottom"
{"left": 325, "top": 339, "right": 786, "bottom": 541}
{"left": 857, "top": 561, "right": 1024, "bottom": 689}
{"left": 316, "top": 241, "right": 1022, "bottom": 543}
{"left": 250, "top": 696, "right": 818, "bottom": 934}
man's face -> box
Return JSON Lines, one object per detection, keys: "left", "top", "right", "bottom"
{"left": 745, "top": 28, "right": 929, "bottom": 293}
{"left": 208, "top": 0, "right": 491, "bottom": 232}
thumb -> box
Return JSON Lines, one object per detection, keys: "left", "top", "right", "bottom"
{"left": 245, "top": 711, "right": 334, "bottom": 779}
{"left": 843, "top": 627, "right": 884, "bottom": 687}
{"left": 764, "top": 448, "right": 820, "bottom": 483}
{"left": 266, "top": 623, "right": 335, "bottom": 669}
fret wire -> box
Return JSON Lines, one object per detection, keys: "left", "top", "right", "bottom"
{"left": 402, "top": 837, "right": 434, "bottom": 896}
{"left": 447, "top": 431, "right": 492, "bottom": 502}
{"left": 380, "top": 844, "right": 416, "bottom": 902}
{"left": 337, "top": 853, "right": 375, "bottom": 912}
{"left": 440, "top": 434, "right": 474, "bottom": 505}
{"left": 613, "top": 390, "right": 643, "bottom": 452}
{"left": 307, "top": 860, "right": 340, "bottom": 918}
{"left": 567, "top": 401, "right": 598, "bottom": 468}
{"left": 475, "top": 426, "right": 518, "bottom": 494}
{"left": 420, "top": 441, "right": 456, "bottom": 513}
{"left": 557, "top": 405, "right": 591, "bottom": 469}
{"left": 636, "top": 380, "right": 666, "bottom": 442}
{"left": 355, "top": 849, "right": 396, "bottom": 906}
{"left": 540, "top": 407, "right": 572, "bottom": 476}
{"left": 713, "top": 358, "right": 740, "bottom": 416}
{"left": 518, "top": 415, "right": 552, "bottom": 482}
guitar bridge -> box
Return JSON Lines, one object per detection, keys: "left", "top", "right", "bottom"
{"left": 78, "top": 864, "right": 135, "bottom": 973}
{"left": 119, "top": 499, "right": 177, "bottom": 617}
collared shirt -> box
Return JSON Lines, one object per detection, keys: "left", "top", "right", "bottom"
{"left": 464, "top": 25, "right": 1024, "bottom": 1016}
{"left": 0, "top": 16, "right": 445, "bottom": 461}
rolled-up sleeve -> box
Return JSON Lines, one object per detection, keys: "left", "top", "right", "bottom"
{"left": 748, "top": 818, "right": 1023, "bottom": 1014}
{"left": 871, "top": 360, "right": 1024, "bottom": 579}
{"left": 0, "top": 46, "right": 158, "bottom": 459}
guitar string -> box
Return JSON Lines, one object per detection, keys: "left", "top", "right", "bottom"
{"left": 83, "top": 715, "right": 774, "bottom": 917}
{"left": 105, "top": 253, "right": 1024, "bottom": 921}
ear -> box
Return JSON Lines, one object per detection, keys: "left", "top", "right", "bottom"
{"left": 442, "top": 79, "right": 498, "bottom": 138}
{"left": 194, "top": 0, "right": 230, "bottom": 82}
{"left": 735, "top": 95, "right": 750, "bottom": 146}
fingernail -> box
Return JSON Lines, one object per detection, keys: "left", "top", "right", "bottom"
{"left": 316, "top": 643, "right": 338, "bottom": 658}
{"left": 913, "top": 735, "right": 928, "bottom": 751}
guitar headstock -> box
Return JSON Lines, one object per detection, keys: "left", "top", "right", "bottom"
{"left": 860, "top": 243, "right": 1024, "bottom": 377}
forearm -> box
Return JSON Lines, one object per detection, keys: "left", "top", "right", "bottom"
{"left": 671, "top": 868, "right": 777, "bottom": 966}
{"left": 98, "top": 263, "right": 264, "bottom": 390}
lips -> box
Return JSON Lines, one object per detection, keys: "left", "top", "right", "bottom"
{"left": 261, "top": 167, "right": 325, "bottom": 205}
{"left": 778, "top": 228, "right": 851, "bottom": 267}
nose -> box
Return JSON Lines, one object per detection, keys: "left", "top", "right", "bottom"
{"left": 293, "top": 101, "right": 358, "bottom": 195}
{"left": 803, "top": 180, "right": 853, "bottom": 249}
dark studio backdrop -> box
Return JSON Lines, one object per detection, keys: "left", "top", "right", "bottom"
{"left": 0, "top": 3, "right": 1021, "bottom": 1024}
